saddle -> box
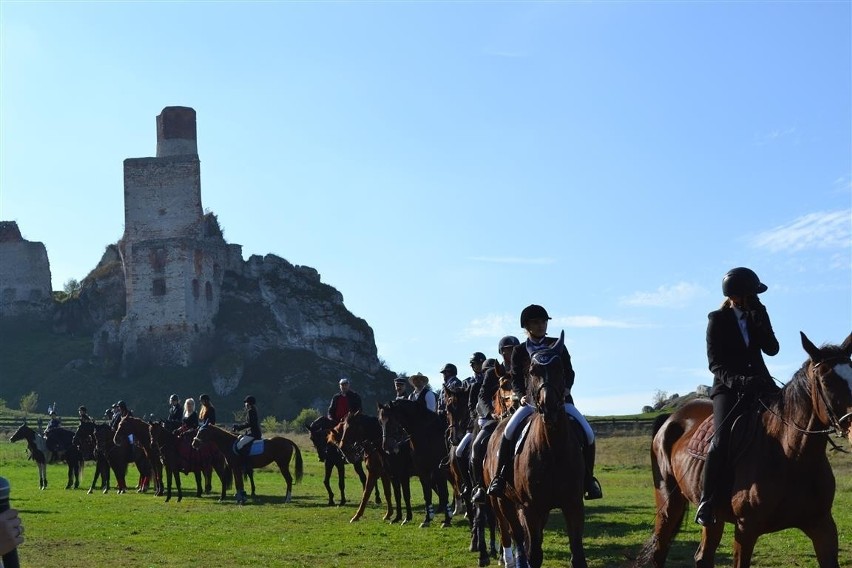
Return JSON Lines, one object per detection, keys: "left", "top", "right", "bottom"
{"left": 687, "top": 408, "right": 762, "bottom": 461}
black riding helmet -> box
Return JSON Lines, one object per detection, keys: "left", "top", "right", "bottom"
{"left": 498, "top": 335, "right": 520, "bottom": 352}
{"left": 483, "top": 358, "right": 497, "bottom": 370}
{"left": 520, "top": 304, "right": 551, "bottom": 328}
{"left": 470, "top": 352, "right": 487, "bottom": 365}
{"left": 116, "top": 400, "right": 127, "bottom": 409}
{"left": 78, "top": 405, "right": 87, "bottom": 412}
{"left": 244, "top": 395, "right": 256, "bottom": 405}
{"left": 440, "top": 363, "right": 458, "bottom": 375}
{"left": 722, "top": 267, "right": 768, "bottom": 297}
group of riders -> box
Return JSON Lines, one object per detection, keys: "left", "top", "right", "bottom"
{"left": 323, "top": 302, "right": 606, "bottom": 514}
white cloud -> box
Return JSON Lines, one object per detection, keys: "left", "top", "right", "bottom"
{"left": 750, "top": 210, "right": 851, "bottom": 253}
{"left": 469, "top": 256, "right": 556, "bottom": 265}
{"left": 620, "top": 282, "right": 706, "bottom": 308}
{"left": 461, "top": 313, "right": 514, "bottom": 339}
{"left": 753, "top": 126, "right": 797, "bottom": 146}
{"left": 551, "top": 316, "right": 646, "bottom": 329}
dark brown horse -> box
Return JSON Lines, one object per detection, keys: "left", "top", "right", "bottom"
{"left": 114, "top": 416, "right": 161, "bottom": 494}
{"left": 73, "top": 421, "right": 118, "bottom": 494}
{"left": 637, "top": 332, "right": 852, "bottom": 568}
{"left": 149, "top": 422, "right": 231, "bottom": 502}
{"left": 484, "top": 331, "right": 587, "bottom": 568}
{"left": 378, "top": 399, "right": 453, "bottom": 529}
{"left": 10, "top": 424, "right": 83, "bottom": 490}
{"left": 191, "top": 423, "right": 303, "bottom": 504}
{"left": 331, "top": 412, "right": 394, "bottom": 523}
{"left": 443, "top": 385, "right": 471, "bottom": 517}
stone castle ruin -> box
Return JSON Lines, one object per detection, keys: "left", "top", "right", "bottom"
{"left": 0, "top": 221, "right": 53, "bottom": 317}
{"left": 1, "top": 106, "right": 382, "bottom": 394}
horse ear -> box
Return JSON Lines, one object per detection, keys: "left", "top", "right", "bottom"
{"left": 841, "top": 332, "right": 852, "bottom": 355}
{"left": 800, "top": 331, "right": 821, "bottom": 361}
{"left": 554, "top": 330, "right": 565, "bottom": 352}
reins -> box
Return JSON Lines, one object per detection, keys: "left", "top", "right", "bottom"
{"left": 758, "top": 355, "right": 852, "bottom": 442}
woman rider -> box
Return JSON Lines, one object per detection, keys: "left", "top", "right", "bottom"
{"left": 696, "top": 267, "right": 779, "bottom": 526}
{"left": 487, "top": 304, "right": 602, "bottom": 500}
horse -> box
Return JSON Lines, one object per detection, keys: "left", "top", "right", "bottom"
{"left": 191, "top": 423, "right": 303, "bottom": 504}
{"left": 73, "top": 421, "right": 114, "bottom": 494}
{"left": 113, "top": 416, "right": 161, "bottom": 494}
{"left": 378, "top": 399, "right": 453, "bottom": 529}
{"left": 636, "top": 331, "right": 852, "bottom": 568}
{"left": 9, "top": 424, "right": 83, "bottom": 490}
{"left": 484, "top": 331, "right": 587, "bottom": 568}
{"left": 149, "top": 422, "right": 231, "bottom": 502}
{"left": 331, "top": 412, "right": 395, "bottom": 523}
{"left": 376, "top": 407, "right": 416, "bottom": 524}
{"left": 443, "top": 385, "right": 472, "bottom": 517}
{"left": 307, "top": 415, "right": 377, "bottom": 507}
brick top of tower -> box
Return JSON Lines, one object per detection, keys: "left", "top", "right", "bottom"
{"left": 156, "top": 106, "right": 198, "bottom": 157}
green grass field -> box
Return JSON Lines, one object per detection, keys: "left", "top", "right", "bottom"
{"left": 0, "top": 432, "right": 849, "bottom": 567}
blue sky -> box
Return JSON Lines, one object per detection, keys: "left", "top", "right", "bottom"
{"left": 1, "top": 2, "right": 849, "bottom": 415}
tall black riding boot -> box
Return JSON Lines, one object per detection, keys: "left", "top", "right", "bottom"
{"left": 695, "top": 445, "right": 721, "bottom": 526}
{"left": 486, "top": 435, "right": 515, "bottom": 497}
{"left": 583, "top": 441, "right": 603, "bottom": 500}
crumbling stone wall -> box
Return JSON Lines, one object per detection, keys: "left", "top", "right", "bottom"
{"left": 0, "top": 221, "right": 52, "bottom": 317}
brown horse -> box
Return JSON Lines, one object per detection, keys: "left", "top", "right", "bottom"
{"left": 149, "top": 422, "right": 231, "bottom": 502}
{"left": 114, "top": 416, "right": 162, "bottom": 494}
{"left": 637, "top": 331, "right": 852, "bottom": 568}
{"left": 484, "top": 331, "right": 588, "bottom": 568}
{"left": 191, "top": 423, "right": 303, "bottom": 504}
{"left": 378, "top": 400, "right": 453, "bottom": 529}
{"left": 331, "top": 412, "right": 394, "bottom": 523}
{"left": 73, "top": 421, "right": 120, "bottom": 494}
{"left": 10, "top": 424, "right": 83, "bottom": 490}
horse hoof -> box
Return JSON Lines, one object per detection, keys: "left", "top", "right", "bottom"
{"left": 441, "top": 520, "right": 452, "bottom": 528}
{"left": 420, "top": 521, "right": 431, "bottom": 528}
{"left": 87, "top": 489, "right": 93, "bottom": 495}
{"left": 479, "top": 558, "right": 490, "bottom": 567}
{"left": 349, "top": 517, "right": 361, "bottom": 523}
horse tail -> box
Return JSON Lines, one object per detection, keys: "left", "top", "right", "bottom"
{"left": 651, "top": 413, "right": 670, "bottom": 437}
{"left": 291, "top": 440, "right": 304, "bottom": 483}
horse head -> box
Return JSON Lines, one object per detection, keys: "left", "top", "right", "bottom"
{"left": 802, "top": 331, "right": 852, "bottom": 446}
{"left": 9, "top": 423, "right": 32, "bottom": 443}
{"left": 190, "top": 422, "right": 212, "bottom": 450}
{"left": 336, "top": 411, "right": 368, "bottom": 463}
{"left": 72, "top": 421, "right": 94, "bottom": 445}
{"left": 377, "top": 402, "right": 408, "bottom": 453}
{"left": 527, "top": 330, "right": 567, "bottom": 424}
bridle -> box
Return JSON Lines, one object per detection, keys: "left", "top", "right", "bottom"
{"left": 528, "top": 349, "right": 563, "bottom": 416}
{"left": 760, "top": 355, "right": 852, "bottom": 440}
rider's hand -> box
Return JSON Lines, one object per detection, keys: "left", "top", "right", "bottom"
{"left": 520, "top": 395, "right": 529, "bottom": 406}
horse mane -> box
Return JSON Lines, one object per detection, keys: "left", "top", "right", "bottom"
{"left": 764, "top": 341, "right": 847, "bottom": 438}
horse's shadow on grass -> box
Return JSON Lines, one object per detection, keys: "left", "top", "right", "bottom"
{"left": 538, "top": 503, "right": 731, "bottom": 568}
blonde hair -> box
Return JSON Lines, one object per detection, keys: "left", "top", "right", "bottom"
{"left": 183, "top": 398, "right": 195, "bottom": 418}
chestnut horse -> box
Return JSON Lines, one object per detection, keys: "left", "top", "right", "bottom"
{"left": 331, "top": 412, "right": 394, "bottom": 523}
{"left": 637, "top": 332, "right": 852, "bottom": 568}
{"left": 307, "top": 415, "right": 376, "bottom": 507}
{"left": 191, "top": 423, "right": 303, "bottom": 504}
{"left": 484, "top": 331, "right": 588, "bottom": 568}
{"left": 378, "top": 399, "right": 453, "bottom": 529}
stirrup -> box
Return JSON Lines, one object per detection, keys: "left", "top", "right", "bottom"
{"left": 695, "top": 500, "right": 715, "bottom": 526}
{"left": 486, "top": 476, "right": 506, "bottom": 497}
{"left": 471, "top": 486, "right": 487, "bottom": 504}
{"left": 584, "top": 477, "right": 603, "bottom": 500}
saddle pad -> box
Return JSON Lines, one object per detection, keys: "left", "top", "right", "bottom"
{"left": 232, "top": 439, "right": 265, "bottom": 457}
{"left": 687, "top": 415, "right": 715, "bottom": 461}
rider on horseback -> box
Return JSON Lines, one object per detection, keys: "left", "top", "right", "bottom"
{"left": 695, "top": 267, "right": 780, "bottom": 526}
{"left": 232, "top": 395, "right": 262, "bottom": 466}
{"left": 470, "top": 336, "right": 519, "bottom": 504}
{"left": 165, "top": 394, "right": 182, "bottom": 433}
{"left": 450, "top": 353, "right": 489, "bottom": 493}
{"left": 487, "top": 304, "right": 603, "bottom": 500}
{"left": 328, "top": 378, "right": 362, "bottom": 423}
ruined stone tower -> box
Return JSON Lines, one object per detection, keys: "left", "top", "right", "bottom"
{"left": 118, "top": 107, "right": 238, "bottom": 367}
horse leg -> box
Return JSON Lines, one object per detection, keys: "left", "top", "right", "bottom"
{"left": 474, "top": 504, "right": 490, "bottom": 567}
{"left": 436, "top": 470, "right": 453, "bottom": 528}
{"left": 418, "top": 477, "right": 433, "bottom": 528}
{"left": 518, "top": 508, "right": 544, "bottom": 568}
{"left": 802, "top": 516, "right": 840, "bottom": 568}
{"left": 561, "top": 505, "right": 587, "bottom": 568}
{"left": 642, "top": 483, "right": 688, "bottom": 568}
{"left": 323, "top": 462, "right": 335, "bottom": 506}
{"left": 694, "top": 522, "right": 724, "bottom": 568}
{"left": 389, "top": 475, "right": 403, "bottom": 523}
{"left": 335, "top": 462, "right": 346, "bottom": 506}
{"left": 730, "top": 528, "right": 758, "bottom": 568}
{"left": 231, "top": 462, "right": 247, "bottom": 504}
{"left": 174, "top": 465, "right": 183, "bottom": 502}
{"left": 350, "top": 466, "right": 377, "bottom": 523}
{"left": 194, "top": 470, "right": 202, "bottom": 498}
{"left": 277, "top": 459, "right": 294, "bottom": 503}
